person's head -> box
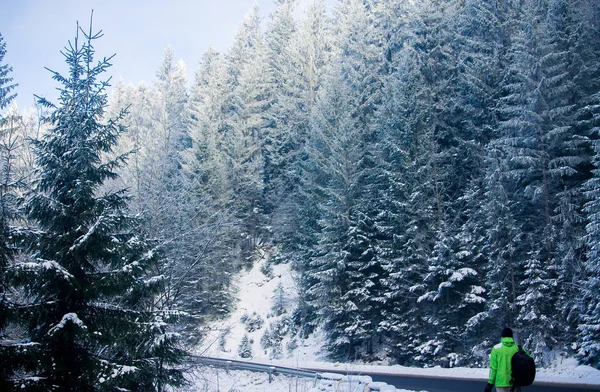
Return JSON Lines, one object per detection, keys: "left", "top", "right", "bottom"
{"left": 501, "top": 327, "right": 513, "bottom": 338}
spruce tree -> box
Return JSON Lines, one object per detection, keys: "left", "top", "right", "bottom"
{"left": 576, "top": 2, "right": 600, "bottom": 367}
{"left": 302, "top": 58, "right": 384, "bottom": 359}
{"left": 0, "top": 31, "right": 17, "bottom": 292}
{"left": 0, "top": 34, "right": 17, "bottom": 113}
{"left": 369, "top": 1, "right": 432, "bottom": 365}
{"left": 494, "top": 0, "right": 583, "bottom": 363}
{"left": 224, "top": 5, "right": 270, "bottom": 261}
{"left": 580, "top": 92, "right": 600, "bottom": 368}
{"left": 8, "top": 19, "right": 184, "bottom": 390}
{"left": 272, "top": 0, "right": 332, "bottom": 313}
{"left": 177, "top": 47, "right": 238, "bottom": 327}
{"left": 0, "top": 32, "right": 22, "bottom": 391}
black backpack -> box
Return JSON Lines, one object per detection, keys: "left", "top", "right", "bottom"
{"left": 511, "top": 345, "right": 536, "bottom": 387}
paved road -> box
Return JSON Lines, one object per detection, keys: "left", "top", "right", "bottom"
{"left": 192, "top": 356, "right": 599, "bottom": 392}
{"left": 347, "top": 373, "right": 600, "bottom": 392}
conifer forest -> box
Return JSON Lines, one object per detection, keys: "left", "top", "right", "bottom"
{"left": 1, "top": 0, "right": 600, "bottom": 390}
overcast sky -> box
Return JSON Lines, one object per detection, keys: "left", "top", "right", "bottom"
{"left": 0, "top": 0, "right": 294, "bottom": 109}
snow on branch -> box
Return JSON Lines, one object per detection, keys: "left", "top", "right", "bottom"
{"left": 97, "top": 359, "right": 138, "bottom": 385}
{"left": 14, "top": 259, "right": 74, "bottom": 280}
{"left": 448, "top": 268, "right": 478, "bottom": 282}
{"left": 48, "top": 312, "right": 88, "bottom": 336}
{"left": 69, "top": 215, "right": 104, "bottom": 253}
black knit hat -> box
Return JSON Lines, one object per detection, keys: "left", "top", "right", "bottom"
{"left": 501, "top": 327, "right": 513, "bottom": 338}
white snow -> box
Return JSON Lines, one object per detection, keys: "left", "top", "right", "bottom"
{"left": 186, "top": 367, "right": 317, "bottom": 392}
{"left": 69, "top": 215, "right": 103, "bottom": 252}
{"left": 196, "top": 253, "right": 305, "bottom": 361}
{"left": 186, "top": 367, "right": 418, "bottom": 392}
{"left": 192, "top": 253, "right": 600, "bottom": 391}
{"left": 48, "top": 312, "right": 87, "bottom": 335}
{"left": 449, "top": 267, "right": 477, "bottom": 282}
{"left": 17, "top": 259, "right": 74, "bottom": 280}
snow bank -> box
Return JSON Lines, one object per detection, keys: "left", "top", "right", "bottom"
{"left": 185, "top": 366, "right": 418, "bottom": 392}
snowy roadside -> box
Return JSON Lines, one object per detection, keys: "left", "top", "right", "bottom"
{"left": 180, "top": 358, "right": 600, "bottom": 392}
{"left": 181, "top": 367, "right": 317, "bottom": 392}
{"left": 193, "top": 257, "right": 600, "bottom": 390}
{"left": 246, "top": 356, "right": 600, "bottom": 387}
{"left": 181, "top": 366, "right": 418, "bottom": 392}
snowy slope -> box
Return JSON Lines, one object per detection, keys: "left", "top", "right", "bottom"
{"left": 195, "top": 254, "right": 327, "bottom": 362}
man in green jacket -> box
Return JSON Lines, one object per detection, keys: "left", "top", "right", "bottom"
{"left": 485, "top": 328, "right": 520, "bottom": 392}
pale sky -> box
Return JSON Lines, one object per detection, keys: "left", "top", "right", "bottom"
{"left": 0, "top": 0, "right": 290, "bottom": 109}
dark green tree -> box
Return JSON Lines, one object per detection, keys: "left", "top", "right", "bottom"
{"left": 0, "top": 34, "right": 17, "bottom": 113}
{"left": 0, "top": 31, "right": 21, "bottom": 392}
{"left": 579, "top": 93, "right": 600, "bottom": 369}
{"left": 6, "top": 19, "right": 184, "bottom": 391}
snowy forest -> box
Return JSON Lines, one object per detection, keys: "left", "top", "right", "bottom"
{"left": 1, "top": 0, "right": 600, "bottom": 390}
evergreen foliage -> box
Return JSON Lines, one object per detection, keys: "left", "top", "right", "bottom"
{"left": 238, "top": 334, "right": 253, "bottom": 358}
{"left": 3, "top": 19, "right": 185, "bottom": 390}
{"left": 0, "top": 32, "right": 21, "bottom": 392}
{"left": 0, "top": 34, "right": 17, "bottom": 113}
{"left": 104, "top": 0, "right": 600, "bottom": 369}
{"left": 6, "top": 0, "right": 600, "bottom": 372}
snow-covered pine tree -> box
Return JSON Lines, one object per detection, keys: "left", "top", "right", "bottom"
{"left": 385, "top": 0, "right": 488, "bottom": 366}
{"left": 0, "top": 34, "right": 17, "bottom": 114}
{"left": 223, "top": 4, "right": 270, "bottom": 261}
{"left": 272, "top": 282, "right": 287, "bottom": 317}
{"left": 185, "top": 47, "right": 231, "bottom": 204}
{"left": 106, "top": 82, "right": 154, "bottom": 210}
{"left": 301, "top": 56, "right": 383, "bottom": 359}
{"left": 301, "top": 64, "right": 359, "bottom": 359}
{"left": 262, "top": 0, "right": 300, "bottom": 202}
{"left": 138, "top": 47, "right": 190, "bottom": 239}
{"left": 428, "top": 0, "right": 511, "bottom": 364}
{"left": 494, "top": 0, "right": 583, "bottom": 364}
{"left": 576, "top": 2, "right": 600, "bottom": 369}
{"left": 0, "top": 32, "right": 22, "bottom": 391}
{"left": 269, "top": 1, "right": 333, "bottom": 312}
{"left": 0, "top": 32, "right": 17, "bottom": 282}
{"left": 9, "top": 19, "right": 184, "bottom": 390}
{"left": 365, "top": 0, "right": 431, "bottom": 365}
{"left": 176, "top": 47, "right": 239, "bottom": 329}
{"left": 537, "top": 0, "right": 591, "bottom": 354}
{"left": 580, "top": 92, "right": 600, "bottom": 369}
{"left": 373, "top": 48, "right": 435, "bottom": 365}
{"left": 276, "top": 0, "right": 335, "bottom": 340}
{"left": 238, "top": 334, "right": 253, "bottom": 358}
{"left": 323, "top": 0, "right": 390, "bottom": 360}
{"left": 154, "top": 47, "right": 190, "bottom": 153}
{"left": 449, "top": 0, "right": 509, "bottom": 360}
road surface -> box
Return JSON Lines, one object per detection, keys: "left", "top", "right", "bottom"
{"left": 340, "top": 372, "right": 600, "bottom": 392}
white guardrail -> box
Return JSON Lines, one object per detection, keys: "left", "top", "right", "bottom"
{"left": 188, "top": 355, "right": 398, "bottom": 391}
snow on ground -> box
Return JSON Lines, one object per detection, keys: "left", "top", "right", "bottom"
{"left": 183, "top": 367, "right": 316, "bottom": 392}
{"left": 195, "top": 254, "right": 313, "bottom": 362}
{"left": 183, "top": 367, "right": 418, "bottom": 392}
{"left": 192, "top": 255, "right": 600, "bottom": 391}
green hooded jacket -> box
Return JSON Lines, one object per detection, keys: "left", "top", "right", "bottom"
{"left": 488, "top": 337, "right": 519, "bottom": 387}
